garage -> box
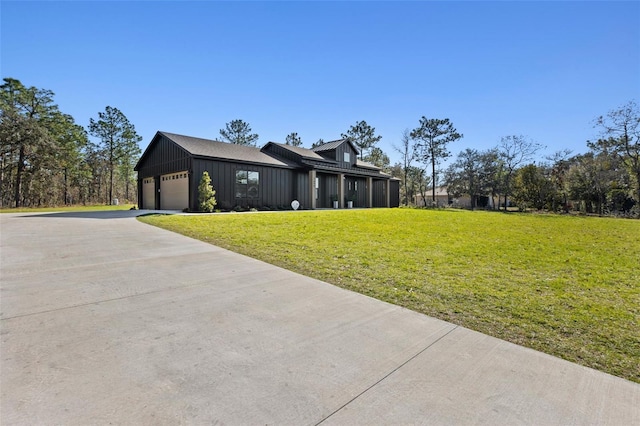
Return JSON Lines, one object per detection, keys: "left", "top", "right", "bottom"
{"left": 160, "top": 171, "right": 189, "bottom": 210}
{"left": 142, "top": 177, "right": 156, "bottom": 209}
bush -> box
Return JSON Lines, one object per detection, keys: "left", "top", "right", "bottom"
{"left": 198, "top": 171, "right": 217, "bottom": 213}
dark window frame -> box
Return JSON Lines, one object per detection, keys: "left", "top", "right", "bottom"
{"left": 235, "top": 170, "right": 260, "bottom": 199}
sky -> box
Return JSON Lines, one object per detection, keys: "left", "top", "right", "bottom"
{"left": 2, "top": 1, "right": 639, "bottom": 166}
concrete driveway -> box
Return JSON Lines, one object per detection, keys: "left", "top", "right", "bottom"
{"left": 1, "top": 211, "right": 638, "bottom": 425}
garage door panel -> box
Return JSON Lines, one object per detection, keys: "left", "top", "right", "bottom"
{"left": 142, "top": 178, "right": 155, "bottom": 209}
{"left": 160, "top": 172, "right": 189, "bottom": 210}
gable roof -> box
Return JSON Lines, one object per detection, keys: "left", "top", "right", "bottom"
{"left": 141, "top": 131, "right": 297, "bottom": 168}
{"left": 311, "top": 138, "right": 360, "bottom": 155}
{"left": 136, "top": 131, "right": 392, "bottom": 179}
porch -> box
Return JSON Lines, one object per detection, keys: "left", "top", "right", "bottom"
{"left": 309, "top": 170, "right": 391, "bottom": 209}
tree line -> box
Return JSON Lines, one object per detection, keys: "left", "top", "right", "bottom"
{"left": 391, "top": 102, "right": 639, "bottom": 218}
{"left": 218, "top": 102, "right": 639, "bottom": 218}
{"left": 3, "top": 78, "right": 637, "bottom": 217}
{"left": 0, "top": 78, "right": 141, "bottom": 208}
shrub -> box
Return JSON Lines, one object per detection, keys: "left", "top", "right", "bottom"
{"left": 198, "top": 171, "right": 217, "bottom": 213}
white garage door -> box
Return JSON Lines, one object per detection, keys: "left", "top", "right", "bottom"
{"left": 160, "top": 171, "right": 189, "bottom": 210}
{"left": 142, "top": 177, "right": 155, "bottom": 209}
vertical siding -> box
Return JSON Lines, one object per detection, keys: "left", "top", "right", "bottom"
{"left": 316, "top": 173, "right": 338, "bottom": 208}
{"left": 137, "top": 135, "right": 192, "bottom": 178}
{"left": 320, "top": 143, "right": 359, "bottom": 169}
{"left": 373, "top": 180, "right": 386, "bottom": 207}
{"left": 192, "top": 159, "right": 296, "bottom": 210}
{"left": 390, "top": 180, "right": 400, "bottom": 207}
{"left": 154, "top": 177, "right": 161, "bottom": 209}
{"left": 344, "top": 177, "right": 367, "bottom": 207}
{"left": 296, "top": 172, "right": 310, "bottom": 209}
{"left": 137, "top": 179, "right": 143, "bottom": 208}
{"left": 316, "top": 151, "right": 336, "bottom": 162}
{"left": 356, "top": 177, "right": 366, "bottom": 207}
{"left": 263, "top": 144, "right": 300, "bottom": 164}
{"left": 336, "top": 143, "right": 358, "bottom": 168}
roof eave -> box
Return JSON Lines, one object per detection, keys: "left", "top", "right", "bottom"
{"left": 191, "top": 154, "right": 296, "bottom": 169}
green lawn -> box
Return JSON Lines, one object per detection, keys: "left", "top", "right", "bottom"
{"left": 139, "top": 209, "right": 640, "bottom": 383}
{"left": 0, "top": 204, "right": 136, "bottom": 213}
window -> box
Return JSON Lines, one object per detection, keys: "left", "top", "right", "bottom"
{"left": 315, "top": 177, "right": 319, "bottom": 200}
{"left": 235, "top": 170, "right": 259, "bottom": 198}
{"left": 344, "top": 152, "right": 350, "bottom": 163}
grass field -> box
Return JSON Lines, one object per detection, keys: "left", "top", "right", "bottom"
{"left": 139, "top": 208, "right": 640, "bottom": 383}
{"left": 0, "top": 204, "right": 136, "bottom": 213}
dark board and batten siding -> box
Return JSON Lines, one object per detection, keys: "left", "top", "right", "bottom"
{"left": 137, "top": 135, "right": 192, "bottom": 178}
{"left": 136, "top": 135, "right": 192, "bottom": 209}
{"left": 295, "top": 172, "right": 311, "bottom": 210}
{"left": 336, "top": 143, "right": 358, "bottom": 168}
{"left": 372, "top": 180, "right": 386, "bottom": 208}
{"left": 315, "top": 145, "right": 358, "bottom": 169}
{"left": 316, "top": 173, "right": 338, "bottom": 208}
{"left": 265, "top": 144, "right": 300, "bottom": 164}
{"left": 192, "top": 159, "right": 300, "bottom": 211}
{"left": 390, "top": 180, "right": 400, "bottom": 207}
{"left": 344, "top": 176, "right": 367, "bottom": 207}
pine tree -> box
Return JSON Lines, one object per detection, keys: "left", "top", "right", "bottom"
{"left": 219, "top": 119, "right": 259, "bottom": 146}
{"left": 342, "top": 120, "right": 382, "bottom": 160}
{"left": 285, "top": 132, "right": 302, "bottom": 147}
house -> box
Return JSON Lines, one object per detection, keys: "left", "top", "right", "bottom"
{"left": 414, "top": 186, "right": 493, "bottom": 209}
{"left": 135, "top": 131, "right": 400, "bottom": 211}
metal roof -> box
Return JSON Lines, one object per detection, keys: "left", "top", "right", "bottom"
{"left": 311, "top": 138, "right": 360, "bottom": 155}
{"left": 355, "top": 159, "right": 380, "bottom": 170}
{"left": 158, "top": 132, "right": 296, "bottom": 167}
{"left": 263, "top": 142, "right": 329, "bottom": 161}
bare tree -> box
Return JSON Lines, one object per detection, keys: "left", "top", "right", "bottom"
{"left": 393, "top": 129, "right": 416, "bottom": 205}
{"left": 546, "top": 149, "right": 573, "bottom": 212}
{"left": 497, "top": 135, "right": 543, "bottom": 210}
{"left": 592, "top": 100, "right": 640, "bottom": 217}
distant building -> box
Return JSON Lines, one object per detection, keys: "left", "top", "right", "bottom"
{"left": 414, "top": 187, "right": 494, "bottom": 209}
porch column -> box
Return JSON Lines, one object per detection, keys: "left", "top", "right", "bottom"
{"left": 386, "top": 179, "right": 391, "bottom": 207}
{"left": 338, "top": 173, "right": 345, "bottom": 208}
{"left": 309, "top": 169, "right": 316, "bottom": 209}
{"left": 367, "top": 177, "right": 373, "bottom": 208}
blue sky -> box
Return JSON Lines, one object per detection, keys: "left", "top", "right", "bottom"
{"left": 2, "top": 1, "right": 639, "bottom": 166}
